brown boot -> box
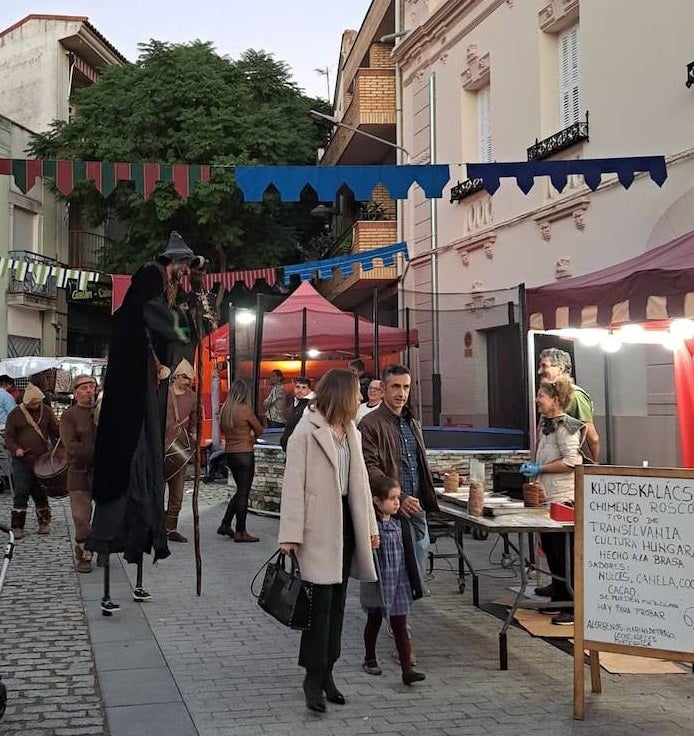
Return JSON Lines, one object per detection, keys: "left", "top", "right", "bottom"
{"left": 36, "top": 506, "right": 51, "bottom": 535}
{"left": 234, "top": 531, "right": 259, "bottom": 543}
{"left": 10, "top": 508, "right": 26, "bottom": 540}
{"left": 75, "top": 543, "right": 92, "bottom": 574}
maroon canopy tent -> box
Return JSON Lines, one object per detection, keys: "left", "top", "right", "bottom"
{"left": 211, "top": 281, "right": 418, "bottom": 358}
{"left": 527, "top": 229, "right": 694, "bottom": 330}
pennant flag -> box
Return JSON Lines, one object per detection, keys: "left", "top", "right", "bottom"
{"left": 11, "top": 158, "right": 43, "bottom": 193}
{"left": 114, "top": 162, "right": 131, "bottom": 187}
{"left": 32, "top": 262, "right": 51, "bottom": 286}
{"left": 143, "top": 162, "right": 160, "bottom": 198}
{"left": 51, "top": 266, "right": 67, "bottom": 288}
{"left": 101, "top": 162, "right": 117, "bottom": 197}
{"left": 13, "top": 259, "right": 29, "bottom": 281}
{"left": 172, "top": 164, "right": 190, "bottom": 198}
{"left": 130, "top": 163, "right": 144, "bottom": 195}
{"left": 86, "top": 161, "right": 102, "bottom": 191}
{"left": 56, "top": 160, "right": 74, "bottom": 195}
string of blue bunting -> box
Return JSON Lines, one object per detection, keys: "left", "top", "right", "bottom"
{"left": 466, "top": 156, "right": 667, "bottom": 195}
{"left": 229, "top": 157, "right": 666, "bottom": 201}
{"left": 281, "top": 242, "right": 408, "bottom": 284}
{"left": 234, "top": 165, "right": 451, "bottom": 201}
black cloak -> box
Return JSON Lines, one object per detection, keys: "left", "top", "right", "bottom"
{"left": 87, "top": 262, "right": 188, "bottom": 563}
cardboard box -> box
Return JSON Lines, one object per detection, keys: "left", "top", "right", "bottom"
{"left": 550, "top": 502, "right": 574, "bottom": 522}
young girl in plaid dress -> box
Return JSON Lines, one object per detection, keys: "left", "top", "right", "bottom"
{"left": 360, "top": 477, "right": 426, "bottom": 685}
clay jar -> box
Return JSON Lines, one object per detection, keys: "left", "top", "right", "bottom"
{"left": 468, "top": 481, "right": 485, "bottom": 516}
{"left": 523, "top": 481, "right": 547, "bottom": 508}
{"left": 443, "top": 471, "right": 459, "bottom": 493}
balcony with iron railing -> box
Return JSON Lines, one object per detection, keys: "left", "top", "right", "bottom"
{"left": 527, "top": 113, "right": 589, "bottom": 161}
{"left": 69, "top": 230, "right": 111, "bottom": 271}
{"left": 450, "top": 177, "right": 486, "bottom": 203}
{"left": 6, "top": 250, "right": 58, "bottom": 305}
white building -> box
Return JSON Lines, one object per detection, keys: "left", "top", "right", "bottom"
{"left": 0, "top": 15, "right": 126, "bottom": 358}
{"left": 388, "top": 0, "right": 694, "bottom": 465}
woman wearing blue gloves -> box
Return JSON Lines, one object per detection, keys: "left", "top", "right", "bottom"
{"left": 521, "top": 374, "right": 584, "bottom": 625}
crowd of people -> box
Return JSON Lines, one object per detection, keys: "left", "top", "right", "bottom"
{"left": 0, "top": 230, "right": 597, "bottom": 712}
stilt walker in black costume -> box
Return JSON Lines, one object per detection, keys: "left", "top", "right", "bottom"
{"left": 87, "top": 232, "right": 202, "bottom": 615}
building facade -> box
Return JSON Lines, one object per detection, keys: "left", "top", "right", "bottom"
{"left": 0, "top": 15, "right": 126, "bottom": 358}
{"left": 385, "top": 0, "right": 694, "bottom": 465}
{"left": 317, "top": 0, "right": 401, "bottom": 329}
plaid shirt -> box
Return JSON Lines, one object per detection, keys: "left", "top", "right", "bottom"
{"left": 398, "top": 411, "right": 421, "bottom": 499}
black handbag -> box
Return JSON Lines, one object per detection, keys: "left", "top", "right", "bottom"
{"left": 251, "top": 550, "right": 312, "bottom": 630}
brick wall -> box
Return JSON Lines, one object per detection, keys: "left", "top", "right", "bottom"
{"left": 354, "top": 68, "right": 396, "bottom": 121}
{"left": 248, "top": 445, "right": 530, "bottom": 512}
{"left": 369, "top": 43, "right": 394, "bottom": 69}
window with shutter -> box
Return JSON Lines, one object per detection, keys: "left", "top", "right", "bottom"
{"left": 477, "top": 85, "right": 492, "bottom": 163}
{"left": 559, "top": 24, "right": 581, "bottom": 127}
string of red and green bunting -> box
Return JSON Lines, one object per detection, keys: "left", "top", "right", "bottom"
{"left": 0, "top": 158, "right": 211, "bottom": 198}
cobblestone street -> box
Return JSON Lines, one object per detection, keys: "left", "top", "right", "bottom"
{"left": 0, "top": 480, "right": 692, "bottom": 735}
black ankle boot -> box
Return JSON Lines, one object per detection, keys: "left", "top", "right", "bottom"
{"left": 303, "top": 671, "right": 326, "bottom": 713}
{"left": 322, "top": 668, "right": 346, "bottom": 705}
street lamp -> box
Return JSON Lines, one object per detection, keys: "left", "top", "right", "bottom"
{"left": 308, "top": 110, "right": 411, "bottom": 161}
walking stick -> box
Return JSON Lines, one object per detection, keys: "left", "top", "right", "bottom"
{"left": 193, "top": 294, "right": 204, "bottom": 596}
{"left": 190, "top": 263, "right": 216, "bottom": 596}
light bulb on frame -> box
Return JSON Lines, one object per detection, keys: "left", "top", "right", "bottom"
{"left": 307, "top": 348, "right": 320, "bottom": 358}
{"left": 669, "top": 318, "right": 694, "bottom": 341}
{"left": 577, "top": 328, "right": 606, "bottom": 347}
{"left": 600, "top": 332, "right": 622, "bottom": 353}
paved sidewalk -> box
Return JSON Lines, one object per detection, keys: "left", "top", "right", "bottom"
{"left": 1, "top": 482, "right": 692, "bottom": 735}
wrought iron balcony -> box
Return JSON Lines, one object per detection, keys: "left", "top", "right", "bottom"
{"left": 69, "top": 230, "right": 110, "bottom": 270}
{"left": 450, "top": 177, "right": 485, "bottom": 203}
{"left": 6, "top": 250, "right": 58, "bottom": 300}
{"left": 527, "top": 113, "right": 589, "bottom": 161}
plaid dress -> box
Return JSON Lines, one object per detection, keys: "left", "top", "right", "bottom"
{"left": 361, "top": 518, "right": 412, "bottom": 617}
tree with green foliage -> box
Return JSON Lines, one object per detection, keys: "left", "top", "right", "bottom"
{"left": 29, "top": 41, "right": 333, "bottom": 273}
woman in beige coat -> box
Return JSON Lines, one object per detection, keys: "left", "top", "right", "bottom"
{"left": 279, "top": 368, "right": 379, "bottom": 714}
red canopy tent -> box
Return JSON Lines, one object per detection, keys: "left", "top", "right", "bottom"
{"left": 210, "top": 281, "right": 418, "bottom": 358}
{"left": 526, "top": 229, "right": 694, "bottom": 331}
{"left": 526, "top": 229, "right": 694, "bottom": 467}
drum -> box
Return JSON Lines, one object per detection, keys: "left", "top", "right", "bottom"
{"left": 34, "top": 442, "right": 69, "bottom": 499}
{"left": 164, "top": 428, "right": 194, "bottom": 481}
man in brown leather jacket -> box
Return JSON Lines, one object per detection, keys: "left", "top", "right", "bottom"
{"left": 358, "top": 364, "right": 439, "bottom": 577}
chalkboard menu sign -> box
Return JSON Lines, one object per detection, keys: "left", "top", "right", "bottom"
{"left": 573, "top": 465, "right": 694, "bottom": 720}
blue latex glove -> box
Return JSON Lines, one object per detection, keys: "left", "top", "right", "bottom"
{"left": 520, "top": 462, "right": 542, "bottom": 478}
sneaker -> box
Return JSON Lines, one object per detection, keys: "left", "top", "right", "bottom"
{"left": 551, "top": 611, "right": 574, "bottom": 626}
{"left": 362, "top": 661, "right": 382, "bottom": 676}
{"left": 100, "top": 599, "right": 121, "bottom": 613}
{"left": 133, "top": 587, "right": 152, "bottom": 602}
{"left": 534, "top": 583, "right": 554, "bottom": 597}
{"left": 167, "top": 530, "right": 188, "bottom": 543}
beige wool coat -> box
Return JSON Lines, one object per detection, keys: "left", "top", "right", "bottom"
{"left": 278, "top": 409, "right": 378, "bottom": 585}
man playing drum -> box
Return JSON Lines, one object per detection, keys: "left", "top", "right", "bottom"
{"left": 60, "top": 374, "right": 98, "bottom": 572}
{"left": 4, "top": 384, "right": 59, "bottom": 539}
{"left": 164, "top": 359, "right": 197, "bottom": 543}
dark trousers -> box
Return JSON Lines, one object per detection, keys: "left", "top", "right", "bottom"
{"left": 298, "top": 498, "right": 354, "bottom": 673}
{"left": 12, "top": 457, "right": 49, "bottom": 510}
{"left": 541, "top": 531, "right": 574, "bottom": 603}
{"left": 221, "top": 452, "right": 254, "bottom": 533}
